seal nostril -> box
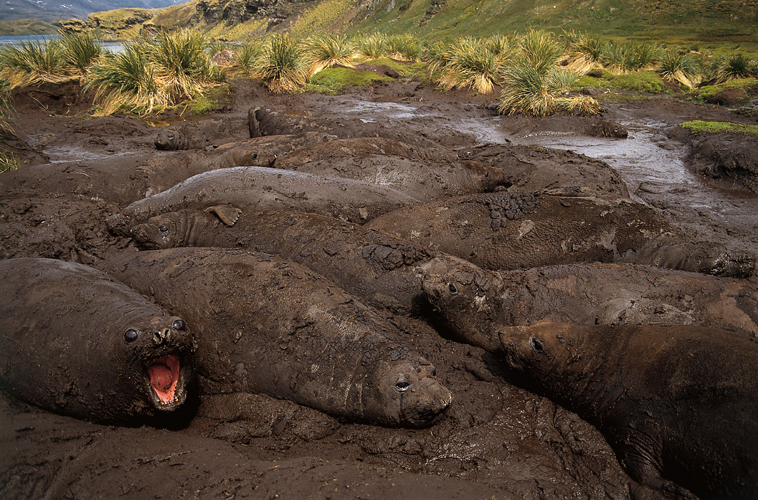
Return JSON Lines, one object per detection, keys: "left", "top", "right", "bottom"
{"left": 530, "top": 337, "right": 545, "bottom": 354}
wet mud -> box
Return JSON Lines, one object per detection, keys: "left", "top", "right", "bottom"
{"left": 1, "top": 76, "right": 757, "bottom": 500}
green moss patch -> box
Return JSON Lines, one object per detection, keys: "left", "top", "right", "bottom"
{"left": 304, "top": 66, "right": 394, "bottom": 94}
{"left": 680, "top": 120, "right": 758, "bottom": 136}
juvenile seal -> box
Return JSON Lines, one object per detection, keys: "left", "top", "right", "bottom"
{"left": 272, "top": 136, "right": 506, "bottom": 201}
{"left": 130, "top": 208, "right": 436, "bottom": 315}
{"left": 421, "top": 254, "right": 758, "bottom": 339}
{"left": 97, "top": 248, "right": 452, "bottom": 427}
{"left": 154, "top": 117, "right": 250, "bottom": 150}
{"left": 483, "top": 321, "right": 758, "bottom": 500}
{"left": 0, "top": 258, "right": 194, "bottom": 424}
{"left": 106, "top": 166, "right": 419, "bottom": 236}
{"left": 366, "top": 191, "right": 754, "bottom": 276}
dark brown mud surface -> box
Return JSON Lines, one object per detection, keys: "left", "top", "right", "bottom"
{"left": 1, "top": 76, "right": 757, "bottom": 500}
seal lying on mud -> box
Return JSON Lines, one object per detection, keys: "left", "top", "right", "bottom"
{"left": 130, "top": 208, "right": 436, "bottom": 315}
{"left": 476, "top": 321, "right": 758, "bottom": 500}
{"left": 0, "top": 258, "right": 194, "bottom": 424}
{"left": 271, "top": 136, "right": 507, "bottom": 201}
{"left": 366, "top": 191, "right": 754, "bottom": 277}
{"left": 421, "top": 254, "right": 758, "bottom": 343}
{"left": 106, "top": 166, "right": 419, "bottom": 236}
{"left": 97, "top": 248, "right": 452, "bottom": 427}
{"left": 154, "top": 117, "right": 250, "bottom": 150}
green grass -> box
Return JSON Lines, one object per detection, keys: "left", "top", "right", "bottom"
{"left": 577, "top": 70, "right": 668, "bottom": 94}
{"left": 680, "top": 120, "right": 758, "bottom": 136}
{"left": 692, "top": 78, "right": 758, "bottom": 103}
{"left": 304, "top": 66, "right": 393, "bottom": 94}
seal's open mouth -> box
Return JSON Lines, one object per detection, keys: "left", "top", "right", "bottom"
{"left": 147, "top": 355, "right": 180, "bottom": 405}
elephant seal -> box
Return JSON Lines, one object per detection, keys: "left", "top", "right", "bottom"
{"left": 130, "top": 208, "right": 436, "bottom": 315}
{"left": 106, "top": 166, "right": 419, "bottom": 236}
{"left": 154, "top": 117, "right": 250, "bottom": 150}
{"left": 421, "top": 255, "right": 758, "bottom": 347}
{"left": 0, "top": 258, "right": 194, "bottom": 424}
{"left": 97, "top": 248, "right": 452, "bottom": 427}
{"left": 483, "top": 321, "right": 758, "bottom": 500}
{"left": 271, "top": 136, "right": 506, "bottom": 201}
{"left": 366, "top": 191, "right": 754, "bottom": 277}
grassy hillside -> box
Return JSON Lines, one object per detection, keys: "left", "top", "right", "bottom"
{"left": 0, "top": 19, "right": 58, "bottom": 36}
{"left": 55, "top": 0, "right": 758, "bottom": 54}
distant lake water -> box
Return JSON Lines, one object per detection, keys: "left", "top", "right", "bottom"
{"left": 0, "top": 35, "right": 124, "bottom": 52}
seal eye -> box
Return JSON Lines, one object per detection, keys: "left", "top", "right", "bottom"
{"left": 124, "top": 329, "right": 140, "bottom": 343}
{"left": 158, "top": 225, "right": 169, "bottom": 233}
{"left": 172, "top": 319, "right": 186, "bottom": 331}
{"left": 167, "top": 134, "right": 174, "bottom": 140}
{"left": 448, "top": 283, "right": 458, "bottom": 294}
{"left": 251, "top": 153, "right": 258, "bottom": 159}
{"left": 395, "top": 381, "right": 411, "bottom": 392}
{"left": 530, "top": 337, "right": 545, "bottom": 354}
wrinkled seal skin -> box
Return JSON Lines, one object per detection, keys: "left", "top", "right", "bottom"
{"left": 272, "top": 136, "right": 507, "bottom": 201}
{"left": 154, "top": 118, "right": 250, "bottom": 150}
{"left": 106, "top": 166, "right": 419, "bottom": 236}
{"left": 0, "top": 258, "right": 195, "bottom": 424}
{"left": 421, "top": 255, "right": 758, "bottom": 347}
{"left": 97, "top": 248, "right": 452, "bottom": 427}
{"left": 492, "top": 321, "right": 758, "bottom": 500}
{"left": 130, "top": 208, "right": 436, "bottom": 315}
{"left": 366, "top": 191, "right": 755, "bottom": 277}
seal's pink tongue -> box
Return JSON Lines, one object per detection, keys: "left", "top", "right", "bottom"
{"left": 148, "top": 355, "right": 180, "bottom": 404}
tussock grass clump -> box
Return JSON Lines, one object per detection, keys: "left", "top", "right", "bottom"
{"left": 0, "top": 77, "right": 13, "bottom": 134}
{"left": 602, "top": 41, "right": 661, "bottom": 74}
{"left": 437, "top": 37, "right": 503, "bottom": 94}
{"left": 498, "top": 62, "right": 598, "bottom": 116}
{"left": 711, "top": 54, "right": 758, "bottom": 84}
{"left": 384, "top": 34, "right": 421, "bottom": 61}
{"left": 0, "top": 39, "right": 72, "bottom": 87}
{"left": 144, "top": 29, "right": 220, "bottom": 101}
{"left": 61, "top": 31, "right": 103, "bottom": 73}
{"left": 84, "top": 43, "right": 167, "bottom": 115}
{"left": 423, "top": 40, "right": 452, "bottom": 76}
{"left": 516, "top": 29, "right": 562, "bottom": 74}
{"left": 657, "top": 50, "right": 698, "bottom": 88}
{"left": 254, "top": 33, "right": 309, "bottom": 93}
{"left": 562, "top": 30, "right": 606, "bottom": 74}
{"left": 356, "top": 34, "right": 387, "bottom": 60}
{"left": 303, "top": 32, "right": 355, "bottom": 76}
{"left": 235, "top": 42, "right": 263, "bottom": 76}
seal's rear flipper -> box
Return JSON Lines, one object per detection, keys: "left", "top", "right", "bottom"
{"left": 206, "top": 205, "right": 242, "bottom": 227}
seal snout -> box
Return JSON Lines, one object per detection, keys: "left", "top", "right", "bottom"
{"left": 153, "top": 327, "right": 171, "bottom": 345}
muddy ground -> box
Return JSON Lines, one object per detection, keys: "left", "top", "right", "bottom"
{"left": 1, "top": 74, "right": 757, "bottom": 500}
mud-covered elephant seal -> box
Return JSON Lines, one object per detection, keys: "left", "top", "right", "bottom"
{"left": 489, "top": 321, "right": 758, "bottom": 500}
{"left": 420, "top": 254, "right": 758, "bottom": 339}
{"left": 106, "top": 166, "right": 419, "bottom": 236}
{"left": 97, "top": 248, "right": 452, "bottom": 427}
{"left": 0, "top": 258, "right": 195, "bottom": 424}
{"left": 366, "top": 191, "right": 755, "bottom": 277}
{"left": 154, "top": 117, "right": 250, "bottom": 150}
{"left": 129, "top": 208, "right": 437, "bottom": 315}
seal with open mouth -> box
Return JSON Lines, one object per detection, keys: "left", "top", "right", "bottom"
{"left": 0, "top": 258, "right": 195, "bottom": 424}
{"left": 98, "top": 247, "right": 452, "bottom": 427}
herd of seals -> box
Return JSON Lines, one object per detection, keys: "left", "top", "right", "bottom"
{"left": 2, "top": 93, "right": 758, "bottom": 500}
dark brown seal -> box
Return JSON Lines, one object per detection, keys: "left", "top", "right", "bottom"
{"left": 0, "top": 258, "right": 194, "bottom": 424}
{"left": 97, "top": 248, "right": 452, "bottom": 427}
{"left": 421, "top": 254, "right": 758, "bottom": 340}
{"left": 129, "top": 208, "right": 436, "bottom": 315}
{"left": 487, "top": 321, "right": 758, "bottom": 500}
{"left": 366, "top": 191, "right": 754, "bottom": 277}
{"left": 154, "top": 117, "right": 250, "bottom": 150}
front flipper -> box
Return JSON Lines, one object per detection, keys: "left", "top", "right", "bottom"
{"left": 206, "top": 205, "right": 242, "bottom": 227}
